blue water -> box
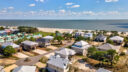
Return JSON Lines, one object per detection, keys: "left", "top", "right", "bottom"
{"left": 0, "top": 20, "right": 128, "bottom": 32}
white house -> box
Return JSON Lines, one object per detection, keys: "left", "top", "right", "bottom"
{"left": 71, "top": 40, "right": 91, "bottom": 56}
{"left": 47, "top": 55, "right": 70, "bottom": 72}
{"left": 74, "top": 31, "right": 85, "bottom": 37}
{"left": 84, "top": 33, "right": 93, "bottom": 39}
{"left": 97, "top": 43, "right": 120, "bottom": 52}
{"left": 12, "top": 66, "right": 38, "bottom": 72}
{"left": 96, "top": 68, "right": 112, "bottom": 72}
{"left": 55, "top": 48, "right": 76, "bottom": 59}
{"left": 43, "top": 36, "right": 54, "bottom": 40}
{"left": 110, "top": 36, "right": 124, "bottom": 43}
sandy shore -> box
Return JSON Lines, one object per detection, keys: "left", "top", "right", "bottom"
{"left": 38, "top": 27, "right": 75, "bottom": 33}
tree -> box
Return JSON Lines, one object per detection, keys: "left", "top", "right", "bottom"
{"left": 15, "top": 39, "right": 24, "bottom": 44}
{"left": 87, "top": 46, "right": 97, "bottom": 57}
{"left": 64, "top": 33, "right": 72, "bottom": 40}
{"left": 107, "top": 40, "right": 114, "bottom": 45}
{"left": 75, "top": 36, "right": 85, "bottom": 41}
{"left": 29, "top": 37, "right": 36, "bottom": 41}
{"left": 3, "top": 46, "right": 16, "bottom": 57}
{"left": 54, "top": 36, "right": 64, "bottom": 44}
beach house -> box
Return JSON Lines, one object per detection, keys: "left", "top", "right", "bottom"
{"left": 47, "top": 55, "right": 70, "bottom": 72}
{"left": 84, "top": 33, "right": 93, "bottom": 39}
{"left": 110, "top": 36, "right": 124, "bottom": 44}
{"left": 97, "top": 43, "right": 120, "bottom": 52}
{"left": 71, "top": 40, "right": 91, "bottom": 56}
{"left": 36, "top": 38, "right": 51, "bottom": 47}
{"left": 96, "top": 68, "right": 112, "bottom": 72}
{"left": 21, "top": 40, "right": 38, "bottom": 51}
{"left": 74, "top": 31, "right": 84, "bottom": 37}
{"left": 95, "top": 34, "right": 107, "bottom": 42}
{"left": 12, "top": 66, "right": 38, "bottom": 72}
{"left": 1, "top": 42, "right": 21, "bottom": 52}
{"left": 55, "top": 48, "right": 76, "bottom": 59}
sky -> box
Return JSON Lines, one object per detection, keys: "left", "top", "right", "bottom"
{"left": 0, "top": 0, "right": 128, "bottom": 19}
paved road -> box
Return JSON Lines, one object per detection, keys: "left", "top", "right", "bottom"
{"left": 16, "top": 41, "right": 74, "bottom": 66}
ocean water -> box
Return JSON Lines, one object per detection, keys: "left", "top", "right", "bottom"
{"left": 0, "top": 20, "right": 128, "bottom": 32}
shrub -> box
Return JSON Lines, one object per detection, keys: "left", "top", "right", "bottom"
{"left": 120, "top": 52, "right": 125, "bottom": 56}
{"left": 40, "top": 56, "right": 48, "bottom": 63}
{"left": 3, "top": 46, "right": 16, "bottom": 57}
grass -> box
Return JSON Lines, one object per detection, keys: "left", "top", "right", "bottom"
{"left": 34, "top": 31, "right": 55, "bottom": 37}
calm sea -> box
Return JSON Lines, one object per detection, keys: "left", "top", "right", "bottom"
{"left": 0, "top": 20, "right": 128, "bottom": 32}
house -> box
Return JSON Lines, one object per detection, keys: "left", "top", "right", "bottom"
{"left": 21, "top": 41, "right": 38, "bottom": 51}
{"left": 95, "top": 34, "right": 107, "bottom": 42}
{"left": 55, "top": 48, "right": 76, "bottom": 59}
{"left": 71, "top": 40, "right": 91, "bottom": 56}
{"left": 43, "top": 36, "right": 54, "bottom": 40}
{"left": 36, "top": 38, "right": 51, "bottom": 47}
{"left": 84, "top": 33, "right": 93, "bottom": 39}
{"left": 74, "top": 31, "right": 84, "bottom": 37}
{"left": 47, "top": 55, "right": 70, "bottom": 72}
{"left": 12, "top": 66, "right": 38, "bottom": 72}
{"left": 2, "top": 42, "right": 21, "bottom": 52}
{"left": 97, "top": 43, "right": 120, "bottom": 52}
{"left": 110, "top": 36, "right": 124, "bottom": 44}
{"left": 96, "top": 68, "right": 112, "bottom": 72}
{"left": 0, "top": 66, "right": 5, "bottom": 72}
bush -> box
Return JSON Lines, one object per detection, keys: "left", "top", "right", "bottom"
{"left": 120, "top": 52, "right": 125, "bottom": 56}
{"left": 18, "top": 26, "right": 38, "bottom": 33}
{"left": 40, "top": 56, "right": 48, "bottom": 63}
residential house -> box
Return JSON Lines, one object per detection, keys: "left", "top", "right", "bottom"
{"left": 95, "top": 34, "right": 107, "bottom": 42}
{"left": 36, "top": 38, "right": 51, "bottom": 47}
{"left": 110, "top": 36, "right": 124, "bottom": 44}
{"left": 55, "top": 48, "right": 76, "bottom": 59}
{"left": 47, "top": 55, "right": 70, "bottom": 72}
{"left": 97, "top": 43, "right": 120, "bottom": 52}
{"left": 21, "top": 40, "right": 38, "bottom": 51}
{"left": 12, "top": 66, "right": 38, "bottom": 72}
{"left": 71, "top": 40, "right": 91, "bottom": 56}
{"left": 96, "top": 68, "right": 112, "bottom": 72}
{"left": 0, "top": 66, "right": 4, "bottom": 72}
{"left": 74, "top": 31, "right": 84, "bottom": 37}
{"left": 84, "top": 33, "right": 93, "bottom": 39}
{"left": 43, "top": 36, "right": 54, "bottom": 40}
{"left": 2, "top": 42, "right": 21, "bottom": 52}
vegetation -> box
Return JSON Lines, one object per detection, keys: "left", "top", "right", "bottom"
{"left": 63, "top": 33, "right": 72, "bottom": 40}
{"left": 75, "top": 36, "right": 86, "bottom": 41}
{"left": 40, "top": 56, "right": 48, "bottom": 63}
{"left": 3, "top": 46, "right": 16, "bottom": 57}
{"left": 34, "top": 31, "right": 55, "bottom": 37}
{"left": 54, "top": 36, "right": 64, "bottom": 44}
{"left": 0, "top": 26, "right": 4, "bottom": 30}
{"left": 29, "top": 37, "right": 36, "bottom": 41}
{"left": 106, "top": 39, "right": 114, "bottom": 45}
{"left": 18, "top": 26, "right": 38, "bottom": 33}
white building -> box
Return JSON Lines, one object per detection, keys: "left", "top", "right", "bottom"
{"left": 110, "top": 36, "right": 124, "bottom": 43}
{"left": 71, "top": 40, "right": 91, "bottom": 56}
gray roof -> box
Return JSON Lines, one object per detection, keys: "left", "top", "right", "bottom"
{"left": 97, "top": 68, "right": 112, "bottom": 72}
{"left": 36, "top": 38, "right": 50, "bottom": 43}
{"left": 95, "top": 34, "right": 106, "bottom": 40}
{"left": 98, "top": 43, "right": 120, "bottom": 51}
{"left": 47, "top": 55, "right": 69, "bottom": 69}
{"left": 22, "top": 41, "right": 38, "bottom": 46}
{"left": 55, "top": 48, "right": 76, "bottom": 56}
{"left": 2, "top": 42, "right": 20, "bottom": 49}
{"left": 12, "top": 66, "right": 36, "bottom": 72}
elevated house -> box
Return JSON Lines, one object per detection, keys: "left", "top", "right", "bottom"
{"left": 47, "top": 55, "right": 70, "bottom": 72}
{"left": 74, "top": 31, "right": 84, "bottom": 38}
{"left": 12, "top": 66, "right": 38, "bottom": 72}
{"left": 0, "top": 66, "right": 5, "bottom": 72}
{"left": 84, "top": 33, "right": 93, "bottom": 39}
{"left": 1, "top": 42, "right": 21, "bottom": 52}
{"left": 21, "top": 41, "right": 38, "bottom": 51}
{"left": 97, "top": 43, "right": 120, "bottom": 52}
{"left": 71, "top": 40, "right": 91, "bottom": 56}
{"left": 55, "top": 48, "right": 76, "bottom": 59}
{"left": 110, "top": 36, "right": 124, "bottom": 44}
{"left": 96, "top": 68, "right": 112, "bottom": 72}
{"left": 95, "top": 34, "right": 107, "bottom": 42}
{"left": 36, "top": 38, "right": 51, "bottom": 47}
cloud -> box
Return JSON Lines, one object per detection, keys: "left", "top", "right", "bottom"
{"left": 65, "top": 2, "right": 74, "bottom": 5}
{"left": 105, "top": 0, "right": 119, "bottom": 2}
{"left": 70, "top": 5, "right": 80, "bottom": 8}
{"left": 59, "top": 9, "right": 66, "bottom": 13}
{"left": 35, "top": 0, "right": 44, "bottom": 3}
{"left": 40, "top": 0, "right": 44, "bottom": 2}
{"left": 8, "top": 7, "right": 14, "bottom": 10}
{"left": 29, "top": 4, "right": 36, "bottom": 7}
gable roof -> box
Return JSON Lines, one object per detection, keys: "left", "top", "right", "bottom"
{"left": 47, "top": 55, "right": 69, "bottom": 69}
{"left": 98, "top": 43, "right": 120, "bottom": 51}
{"left": 12, "top": 66, "right": 36, "bottom": 72}
{"left": 43, "top": 36, "right": 54, "bottom": 40}
{"left": 74, "top": 40, "right": 88, "bottom": 46}
{"left": 95, "top": 34, "right": 106, "bottom": 40}
{"left": 110, "top": 36, "right": 124, "bottom": 41}
{"left": 55, "top": 48, "right": 76, "bottom": 56}
{"left": 97, "top": 68, "right": 112, "bottom": 72}
{"left": 22, "top": 41, "right": 38, "bottom": 46}
{"left": 2, "top": 42, "right": 20, "bottom": 48}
